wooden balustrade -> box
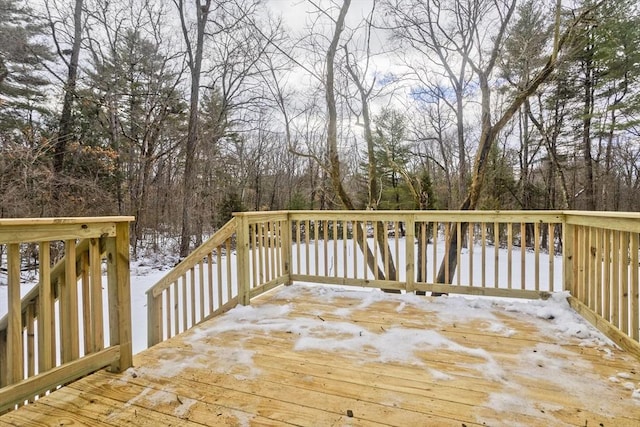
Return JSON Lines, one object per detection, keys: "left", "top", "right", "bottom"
{"left": 144, "top": 210, "right": 640, "bottom": 359}
{"left": 0, "top": 217, "right": 134, "bottom": 413}
{"left": 146, "top": 213, "right": 291, "bottom": 347}
{"left": 2, "top": 211, "right": 638, "bottom": 414}
{"left": 563, "top": 212, "right": 640, "bottom": 358}
{"left": 288, "top": 211, "right": 564, "bottom": 299}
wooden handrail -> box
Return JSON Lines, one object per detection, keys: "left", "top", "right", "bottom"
{"left": 0, "top": 216, "right": 134, "bottom": 411}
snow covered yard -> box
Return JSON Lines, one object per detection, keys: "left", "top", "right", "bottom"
{"left": 2, "top": 282, "right": 639, "bottom": 426}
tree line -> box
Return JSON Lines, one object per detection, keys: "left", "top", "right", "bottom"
{"left": 1, "top": 0, "right": 638, "bottom": 257}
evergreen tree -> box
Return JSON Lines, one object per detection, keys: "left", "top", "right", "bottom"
{"left": 0, "top": 0, "right": 53, "bottom": 129}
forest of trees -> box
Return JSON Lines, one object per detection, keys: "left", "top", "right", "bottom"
{"left": 1, "top": 0, "right": 639, "bottom": 257}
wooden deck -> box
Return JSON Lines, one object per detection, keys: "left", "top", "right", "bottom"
{"left": 2, "top": 284, "right": 640, "bottom": 426}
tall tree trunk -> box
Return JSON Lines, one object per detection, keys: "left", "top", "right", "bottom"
{"left": 53, "top": 0, "right": 83, "bottom": 183}
{"left": 582, "top": 45, "right": 596, "bottom": 210}
{"left": 324, "top": 0, "right": 392, "bottom": 286}
{"left": 179, "top": 0, "right": 211, "bottom": 257}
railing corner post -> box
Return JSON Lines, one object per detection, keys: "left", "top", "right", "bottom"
{"left": 236, "top": 215, "right": 251, "bottom": 306}
{"left": 107, "top": 221, "right": 133, "bottom": 373}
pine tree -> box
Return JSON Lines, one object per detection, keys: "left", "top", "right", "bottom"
{"left": 0, "top": 0, "right": 53, "bottom": 129}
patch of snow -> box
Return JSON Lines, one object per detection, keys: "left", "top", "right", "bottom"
{"left": 174, "top": 396, "right": 197, "bottom": 418}
{"left": 429, "top": 369, "right": 453, "bottom": 381}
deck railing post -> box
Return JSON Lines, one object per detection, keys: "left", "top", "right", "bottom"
{"left": 406, "top": 214, "right": 415, "bottom": 293}
{"left": 106, "top": 222, "right": 133, "bottom": 372}
{"left": 147, "top": 291, "right": 162, "bottom": 347}
{"left": 236, "top": 214, "right": 251, "bottom": 305}
{"left": 563, "top": 219, "right": 575, "bottom": 295}
{"left": 282, "top": 213, "right": 292, "bottom": 285}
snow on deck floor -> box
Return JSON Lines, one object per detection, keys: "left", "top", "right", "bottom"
{"left": 1, "top": 283, "right": 639, "bottom": 426}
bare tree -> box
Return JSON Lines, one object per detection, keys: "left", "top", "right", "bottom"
{"left": 386, "top": 0, "right": 605, "bottom": 288}
{"left": 46, "top": 0, "right": 84, "bottom": 192}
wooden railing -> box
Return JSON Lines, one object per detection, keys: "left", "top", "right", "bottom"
{"left": 145, "top": 210, "right": 640, "bottom": 360}
{"left": 0, "top": 217, "right": 134, "bottom": 412}
{"left": 146, "top": 213, "right": 290, "bottom": 346}
{"left": 289, "top": 211, "right": 564, "bottom": 298}
{"left": 564, "top": 212, "right": 640, "bottom": 357}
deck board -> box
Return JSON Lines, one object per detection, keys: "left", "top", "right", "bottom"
{"left": 2, "top": 283, "right": 640, "bottom": 426}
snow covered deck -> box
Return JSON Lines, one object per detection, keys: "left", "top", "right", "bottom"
{"left": 2, "top": 283, "right": 639, "bottom": 426}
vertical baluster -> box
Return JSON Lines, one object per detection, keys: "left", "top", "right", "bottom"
{"left": 595, "top": 228, "right": 603, "bottom": 314}
{"left": 612, "top": 230, "right": 620, "bottom": 328}
{"left": 296, "top": 220, "right": 301, "bottom": 275}
{"left": 323, "top": 220, "right": 329, "bottom": 277}
{"left": 217, "top": 245, "right": 223, "bottom": 306}
{"left": 342, "top": 220, "right": 348, "bottom": 279}
{"left": 81, "top": 251, "right": 91, "bottom": 355}
{"left": 199, "top": 260, "right": 205, "bottom": 324}
{"left": 304, "top": 219, "right": 311, "bottom": 274}
{"left": 630, "top": 232, "right": 639, "bottom": 341}
{"left": 89, "top": 238, "right": 103, "bottom": 352}
{"left": 353, "top": 221, "right": 358, "bottom": 278}
{"left": 7, "top": 243, "right": 22, "bottom": 385}
{"left": 258, "top": 223, "right": 265, "bottom": 283}
{"left": 181, "top": 275, "right": 188, "bottom": 332}
{"left": 250, "top": 225, "right": 257, "bottom": 289}
{"left": 373, "top": 221, "right": 379, "bottom": 280}
{"left": 207, "top": 253, "right": 214, "bottom": 315}
{"left": 383, "top": 221, "right": 390, "bottom": 281}
{"left": 481, "top": 223, "right": 486, "bottom": 287}
{"left": 621, "top": 232, "right": 630, "bottom": 335}
{"left": 494, "top": 222, "right": 499, "bottom": 288}
{"left": 266, "top": 221, "right": 273, "bottom": 283}
{"left": 456, "top": 222, "right": 462, "bottom": 286}
{"left": 314, "top": 220, "right": 319, "bottom": 276}
{"left": 520, "top": 223, "right": 526, "bottom": 290}
{"left": 604, "top": 229, "right": 612, "bottom": 321}
{"left": 62, "top": 240, "right": 79, "bottom": 363}
{"left": 173, "top": 280, "right": 179, "bottom": 336}
{"left": 444, "top": 223, "right": 450, "bottom": 284}
{"left": 469, "top": 223, "right": 474, "bottom": 287}
{"left": 394, "top": 221, "right": 400, "bottom": 283}
{"left": 433, "top": 221, "right": 438, "bottom": 284}
{"left": 26, "top": 304, "right": 35, "bottom": 379}
{"left": 38, "top": 241, "right": 53, "bottom": 373}
{"left": 190, "top": 267, "right": 196, "bottom": 327}
{"left": 226, "top": 239, "right": 232, "bottom": 299}
{"left": 276, "top": 221, "right": 283, "bottom": 278}
{"left": 165, "top": 289, "right": 171, "bottom": 340}
{"left": 420, "top": 222, "right": 426, "bottom": 283}
{"left": 535, "top": 222, "right": 540, "bottom": 292}
{"left": 549, "top": 223, "right": 555, "bottom": 292}
{"left": 507, "top": 223, "right": 513, "bottom": 289}
{"left": 334, "top": 221, "right": 339, "bottom": 278}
